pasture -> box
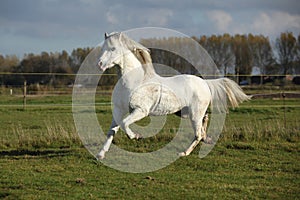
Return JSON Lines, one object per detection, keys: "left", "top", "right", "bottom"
{"left": 0, "top": 92, "right": 299, "bottom": 199}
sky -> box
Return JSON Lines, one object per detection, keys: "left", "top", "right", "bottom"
{"left": 0, "top": 0, "right": 300, "bottom": 57}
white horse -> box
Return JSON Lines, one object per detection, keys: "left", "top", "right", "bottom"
{"left": 96, "top": 32, "right": 250, "bottom": 159}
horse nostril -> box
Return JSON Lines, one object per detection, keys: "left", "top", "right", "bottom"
{"left": 98, "top": 61, "right": 102, "bottom": 67}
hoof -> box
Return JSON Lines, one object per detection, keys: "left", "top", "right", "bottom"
{"left": 178, "top": 152, "right": 187, "bottom": 157}
{"left": 203, "top": 136, "right": 213, "bottom": 144}
{"left": 135, "top": 133, "right": 143, "bottom": 140}
{"left": 96, "top": 151, "right": 105, "bottom": 160}
{"left": 127, "top": 133, "right": 143, "bottom": 140}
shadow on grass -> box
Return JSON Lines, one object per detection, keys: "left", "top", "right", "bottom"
{"left": 0, "top": 148, "right": 75, "bottom": 159}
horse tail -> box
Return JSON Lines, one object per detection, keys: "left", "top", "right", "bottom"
{"left": 205, "top": 78, "right": 251, "bottom": 112}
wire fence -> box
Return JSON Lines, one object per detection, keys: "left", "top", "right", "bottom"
{"left": 1, "top": 72, "right": 300, "bottom": 96}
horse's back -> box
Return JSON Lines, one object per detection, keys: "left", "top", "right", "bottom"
{"left": 159, "top": 74, "right": 211, "bottom": 102}
{"left": 128, "top": 74, "right": 211, "bottom": 116}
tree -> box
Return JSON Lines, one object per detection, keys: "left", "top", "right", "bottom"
{"left": 248, "top": 34, "right": 275, "bottom": 84}
{"left": 54, "top": 50, "right": 73, "bottom": 85}
{"left": 19, "top": 53, "right": 51, "bottom": 84}
{"left": 0, "top": 54, "right": 20, "bottom": 85}
{"left": 232, "top": 34, "right": 253, "bottom": 83}
{"left": 248, "top": 34, "right": 275, "bottom": 73}
{"left": 70, "top": 47, "right": 92, "bottom": 73}
{"left": 295, "top": 34, "right": 300, "bottom": 74}
{"left": 275, "top": 32, "right": 297, "bottom": 75}
{"left": 199, "top": 34, "right": 234, "bottom": 75}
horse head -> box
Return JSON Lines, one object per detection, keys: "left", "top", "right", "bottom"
{"left": 97, "top": 32, "right": 153, "bottom": 72}
{"left": 97, "top": 32, "right": 125, "bottom": 72}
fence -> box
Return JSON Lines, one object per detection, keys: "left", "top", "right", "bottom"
{"left": 1, "top": 72, "right": 299, "bottom": 110}
{"left": 1, "top": 72, "right": 299, "bottom": 138}
{"left": 1, "top": 72, "right": 300, "bottom": 97}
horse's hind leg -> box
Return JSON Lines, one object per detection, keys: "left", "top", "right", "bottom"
{"left": 179, "top": 103, "right": 209, "bottom": 156}
{"left": 201, "top": 113, "right": 212, "bottom": 144}
{"left": 201, "top": 113, "right": 209, "bottom": 140}
{"left": 121, "top": 108, "right": 147, "bottom": 139}
{"left": 179, "top": 138, "right": 201, "bottom": 157}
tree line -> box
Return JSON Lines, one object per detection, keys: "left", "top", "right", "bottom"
{"left": 0, "top": 48, "right": 92, "bottom": 86}
{"left": 0, "top": 32, "right": 299, "bottom": 87}
{"left": 197, "top": 32, "right": 300, "bottom": 83}
{"left": 143, "top": 32, "right": 299, "bottom": 84}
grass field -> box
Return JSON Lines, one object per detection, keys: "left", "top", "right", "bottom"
{"left": 0, "top": 92, "right": 299, "bottom": 199}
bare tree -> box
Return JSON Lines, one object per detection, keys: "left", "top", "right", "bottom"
{"left": 198, "top": 34, "right": 234, "bottom": 75}
{"left": 275, "top": 32, "right": 297, "bottom": 75}
{"left": 248, "top": 34, "right": 275, "bottom": 84}
{"left": 232, "top": 34, "right": 253, "bottom": 83}
{"left": 295, "top": 34, "right": 300, "bottom": 74}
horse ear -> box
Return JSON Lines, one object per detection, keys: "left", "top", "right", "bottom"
{"left": 104, "top": 32, "right": 108, "bottom": 39}
{"left": 133, "top": 47, "right": 137, "bottom": 53}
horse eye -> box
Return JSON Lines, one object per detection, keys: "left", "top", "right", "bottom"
{"left": 111, "top": 47, "right": 116, "bottom": 51}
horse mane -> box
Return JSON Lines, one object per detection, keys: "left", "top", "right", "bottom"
{"left": 119, "top": 33, "right": 156, "bottom": 79}
{"left": 133, "top": 48, "right": 156, "bottom": 79}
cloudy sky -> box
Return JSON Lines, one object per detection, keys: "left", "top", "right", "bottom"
{"left": 1, "top": 0, "right": 300, "bottom": 57}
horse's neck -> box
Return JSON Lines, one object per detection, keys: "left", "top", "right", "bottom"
{"left": 119, "top": 53, "right": 141, "bottom": 74}
{"left": 142, "top": 63, "right": 158, "bottom": 81}
{"left": 118, "top": 53, "right": 145, "bottom": 89}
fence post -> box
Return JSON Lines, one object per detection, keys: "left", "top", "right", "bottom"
{"left": 23, "top": 80, "right": 27, "bottom": 110}
{"left": 282, "top": 92, "right": 286, "bottom": 129}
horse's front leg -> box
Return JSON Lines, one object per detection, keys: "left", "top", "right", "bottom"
{"left": 97, "top": 119, "right": 119, "bottom": 160}
{"left": 121, "top": 108, "right": 147, "bottom": 139}
{"left": 97, "top": 105, "right": 125, "bottom": 159}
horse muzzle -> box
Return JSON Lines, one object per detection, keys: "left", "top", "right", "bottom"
{"left": 98, "top": 60, "right": 107, "bottom": 72}
{"left": 98, "top": 60, "right": 103, "bottom": 67}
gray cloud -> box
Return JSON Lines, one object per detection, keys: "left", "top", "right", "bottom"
{"left": 0, "top": 0, "right": 299, "bottom": 56}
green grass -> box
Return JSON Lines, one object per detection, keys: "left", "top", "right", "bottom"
{"left": 0, "top": 94, "right": 299, "bottom": 199}
{"left": 1, "top": 144, "right": 299, "bottom": 199}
